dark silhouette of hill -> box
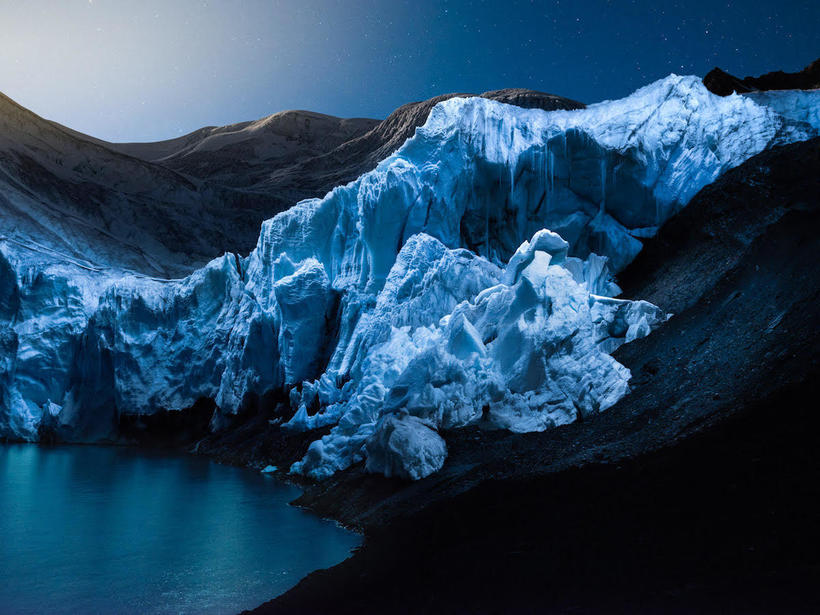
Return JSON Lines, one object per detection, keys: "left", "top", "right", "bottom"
{"left": 704, "top": 58, "right": 819, "bottom": 96}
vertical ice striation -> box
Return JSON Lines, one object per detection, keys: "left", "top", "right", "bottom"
{"left": 1, "top": 75, "right": 818, "bottom": 478}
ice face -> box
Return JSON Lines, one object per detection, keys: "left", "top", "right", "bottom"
{"left": 1, "top": 75, "right": 817, "bottom": 478}
{"left": 290, "top": 231, "right": 666, "bottom": 480}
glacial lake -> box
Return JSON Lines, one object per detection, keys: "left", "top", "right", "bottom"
{"left": 0, "top": 444, "right": 360, "bottom": 614}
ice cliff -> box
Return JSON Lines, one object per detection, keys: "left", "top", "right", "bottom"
{"left": 1, "top": 75, "right": 818, "bottom": 479}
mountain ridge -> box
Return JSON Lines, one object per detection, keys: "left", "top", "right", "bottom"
{"left": 0, "top": 88, "right": 583, "bottom": 277}
{"left": 704, "top": 57, "right": 820, "bottom": 96}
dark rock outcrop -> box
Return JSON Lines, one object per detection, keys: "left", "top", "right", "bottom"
{"left": 481, "top": 88, "right": 584, "bottom": 110}
{"left": 704, "top": 58, "right": 819, "bottom": 96}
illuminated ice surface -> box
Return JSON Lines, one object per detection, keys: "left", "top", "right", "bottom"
{"left": 1, "top": 76, "right": 818, "bottom": 478}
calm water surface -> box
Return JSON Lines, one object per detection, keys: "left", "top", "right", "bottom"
{"left": 0, "top": 444, "right": 359, "bottom": 614}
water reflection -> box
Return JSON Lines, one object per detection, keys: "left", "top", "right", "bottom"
{"left": 0, "top": 445, "right": 359, "bottom": 614}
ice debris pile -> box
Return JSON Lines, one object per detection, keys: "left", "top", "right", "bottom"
{"left": 289, "top": 230, "right": 664, "bottom": 479}
{"left": 1, "top": 75, "right": 818, "bottom": 480}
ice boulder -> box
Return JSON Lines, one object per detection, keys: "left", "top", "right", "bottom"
{"left": 364, "top": 413, "right": 448, "bottom": 480}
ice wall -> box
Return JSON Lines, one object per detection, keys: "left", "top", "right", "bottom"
{"left": 1, "top": 75, "right": 818, "bottom": 479}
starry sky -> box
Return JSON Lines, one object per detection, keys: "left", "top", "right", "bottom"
{"left": 1, "top": 0, "right": 816, "bottom": 142}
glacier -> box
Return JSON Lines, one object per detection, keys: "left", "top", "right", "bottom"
{"left": 1, "top": 75, "right": 818, "bottom": 479}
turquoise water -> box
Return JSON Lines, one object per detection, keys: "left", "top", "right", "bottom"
{"left": 0, "top": 445, "right": 359, "bottom": 614}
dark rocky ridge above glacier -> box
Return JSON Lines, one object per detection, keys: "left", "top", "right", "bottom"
{"left": 253, "top": 88, "right": 584, "bottom": 206}
{"left": 0, "top": 91, "right": 272, "bottom": 277}
{"left": 0, "top": 88, "right": 582, "bottom": 278}
{"left": 704, "top": 57, "right": 819, "bottom": 96}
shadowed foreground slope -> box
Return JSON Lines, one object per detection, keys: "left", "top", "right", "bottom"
{"left": 248, "top": 138, "right": 820, "bottom": 614}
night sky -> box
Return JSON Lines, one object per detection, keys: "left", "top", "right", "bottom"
{"left": 2, "top": 0, "right": 816, "bottom": 141}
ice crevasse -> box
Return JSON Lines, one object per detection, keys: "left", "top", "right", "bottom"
{"left": 1, "top": 75, "right": 818, "bottom": 479}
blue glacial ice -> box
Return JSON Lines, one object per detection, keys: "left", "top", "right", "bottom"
{"left": 1, "top": 75, "right": 818, "bottom": 479}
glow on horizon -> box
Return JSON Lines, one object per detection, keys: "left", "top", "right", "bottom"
{"left": 1, "top": 0, "right": 816, "bottom": 142}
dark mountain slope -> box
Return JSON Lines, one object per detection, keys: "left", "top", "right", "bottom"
{"left": 617, "top": 136, "right": 820, "bottom": 312}
{"left": 55, "top": 122, "right": 219, "bottom": 162}
{"left": 704, "top": 58, "right": 819, "bottom": 96}
{"left": 255, "top": 89, "right": 584, "bottom": 203}
{"left": 60, "top": 111, "right": 380, "bottom": 189}
{"left": 1, "top": 89, "right": 581, "bottom": 277}
{"left": 248, "top": 138, "right": 820, "bottom": 614}
{"left": 0, "top": 91, "right": 275, "bottom": 276}
{"left": 56, "top": 89, "right": 581, "bottom": 203}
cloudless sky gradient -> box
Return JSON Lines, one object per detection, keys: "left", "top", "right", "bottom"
{"left": 1, "top": 0, "right": 817, "bottom": 141}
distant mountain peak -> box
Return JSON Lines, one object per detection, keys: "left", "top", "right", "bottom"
{"left": 704, "top": 58, "right": 820, "bottom": 96}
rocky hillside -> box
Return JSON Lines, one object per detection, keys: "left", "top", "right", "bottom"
{"left": 60, "top": 111, "right": 381, "bottom": 189}
{"left": 0, "top": 91, "right": 274, "bottom": 277}
{"left": 255, "top": 89, "right": 584, "bottom": 203}
{"left": 0, "top": 89, "right": 582, "bottom": 278}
